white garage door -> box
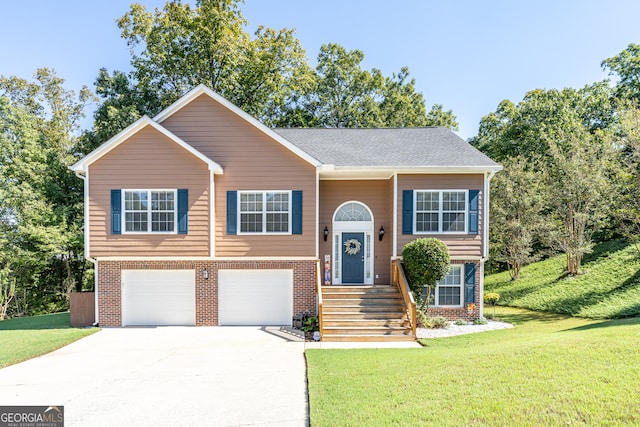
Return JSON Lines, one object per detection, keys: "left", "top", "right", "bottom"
{"left": 218, "top": 270, "right": 293, "bottom": 326}
{"left": 122, "top": 270, "right": 195, "bottom": 326}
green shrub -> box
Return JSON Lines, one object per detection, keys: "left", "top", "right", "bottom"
{"left": 425, "top": 316, "right": 449, "bottom": 329}
{"left": 402, "top": 238, "right": 450, "bottom": 312}
{"left": 473, "top": 318, "right": 488, "bottom": 325}
{"left": 454, "top": 319, "right": 467, "bottom": 326}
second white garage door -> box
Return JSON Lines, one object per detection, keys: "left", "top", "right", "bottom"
{"left": 218, "top": 269, "right": 293, "bottom": 326}
{"left": 122, "top": 270, "right": 196, "bottom": 326}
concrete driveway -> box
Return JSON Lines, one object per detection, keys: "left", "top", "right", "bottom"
{"left": 0, "top": 327, "right": 308, "bottom": 427}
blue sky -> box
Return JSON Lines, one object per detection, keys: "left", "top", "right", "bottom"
{"left": 2, "top": 0, "right": 640, "bottom": 139}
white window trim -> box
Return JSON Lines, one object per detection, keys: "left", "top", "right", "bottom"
{"left": 237, "top": 190, "right": 292, "bottom": 235}
{"left": 122, "top": 189, "right": 178, "bottom": 235}
{"left": 414, "top": 189, "right": 468, "bottom": 234}
{"left": 433, "top": 264, "right": 464, "bottom": 308}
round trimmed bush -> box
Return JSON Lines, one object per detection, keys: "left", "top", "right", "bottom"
{"left": 402, "top": 238, "right": 450, "bottom": 296}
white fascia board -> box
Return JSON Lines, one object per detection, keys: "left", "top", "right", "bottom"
{"left": 95, "top": 256, "right": 319, "bottom": 261}
{"left": 153, "top": 84, "right": 322, "bottom": 168}
{"left": 70, "top": 116, "right": 223, "bottom": 174}
{"left": 333, "top": 165, "right": 503, "bottom": 174}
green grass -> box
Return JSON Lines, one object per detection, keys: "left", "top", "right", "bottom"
{"left": 0, "top": 312, "right": 98, "bottom": 368}
{"left": 307, "top": 307, "right": 640, "bottom": 426}
{"left": 485, "top": 240, "right": 640, "bottom": 318}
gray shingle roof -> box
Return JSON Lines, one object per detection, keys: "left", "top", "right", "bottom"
{"left": 274, "top": 127, "right": 500, "bottom": 169}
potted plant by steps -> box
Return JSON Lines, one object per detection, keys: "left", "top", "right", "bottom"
{"left": 302, "top": 316, "right": 319, "bottom": 341}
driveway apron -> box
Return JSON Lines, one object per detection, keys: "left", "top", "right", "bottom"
{"left": 0, "top": 327, "right": 308, "bottom": 426}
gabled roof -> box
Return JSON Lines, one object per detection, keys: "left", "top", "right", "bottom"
{"left": 153, "top": 84, "right": 322, "bottom": 167}
{"left": 71, "top": 116, "right": 223, "bottom": 174}
{"left": 274, "top": 127, "right": 501, "bottom": 173}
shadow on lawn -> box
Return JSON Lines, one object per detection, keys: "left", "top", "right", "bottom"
{"left": 539, "top": 268, "right": 640, "bottom": 318}
{"left": 0, "top": 312, "right": 73, "bottom": 330}
{"left": 560, "top": 316, "right": 640, "bottom": 332}
{"left": 495, "top": 308, "right": 569, "bottom": 325}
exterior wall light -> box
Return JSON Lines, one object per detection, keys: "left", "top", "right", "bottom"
{"left": 323, "top": 226, "right": 329, "bottom": 242}
{"left": 379, "top": 226, "right": 385, "bottom": 241}
{"left": 203, "top": 268, "right": 209, "bottom": 280}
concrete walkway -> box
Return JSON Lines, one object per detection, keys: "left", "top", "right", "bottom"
{"left": 0, "top": 327, "right": 309, "bottom": 427}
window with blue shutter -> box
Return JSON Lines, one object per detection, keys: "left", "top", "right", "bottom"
{"left": 111, "top": 189, "right": 121, "bottom": 234}
{"left": 468, "top": 190, "right": 479, "bottom": 235}
{"left": 292, "top": 190, "right": 303, "bottom": 235}
{"left": 402, "top": 189, "right": 413, "bottom": 234}
{"left": 177, "top": 189, "right": 188, "bottom": 234}
{"left": 227, "top": 191, "right": 237, "bottom": 235}
{"left": 465, "top": 263, "right": 477, "bottom": 305}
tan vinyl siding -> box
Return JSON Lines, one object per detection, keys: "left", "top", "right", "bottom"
{"left": 89, "top": 126, "right": 210, "bottom": 257}
{"left": 160, "top": 94, "right": 316, "bottom": 257}
{"left": 397, "top": 174, "right": 484, "bottom": 258}
{"left": 319, "top": 180, "right": 392, "bottom": 284}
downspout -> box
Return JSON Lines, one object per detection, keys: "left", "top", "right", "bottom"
{"left": 74, "top": 171, "right": 99, "bottom": 326}
{"left": 480, "top": 169, "right": 497, "bottom": 319}
{"left": 86, "top": 256, "right": 99, "bottom": 326}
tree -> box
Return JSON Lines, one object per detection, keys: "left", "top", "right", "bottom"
{"left": 110, "top": 0, "right": 310, "bottom": 125}
{"left": 602, "top": 43, "right": 640, "bottom": 102}
{"left": 489, "top": 157, "right": 546, "bottom": 280}
{"left": 306, "top": 43, "right": 384, "bottom": 128}
{"left": 612, "top": 102, "right": 640, "bottom": 252}
{"left": 0, "top": 69, "right": 93, "bottom": 317}
{"left": 472, "top": 83, "right": 615, "bottom": 162}
{"left": 542, "top": 127, "right": 614, "bottom": 275}
{"left": 401, "top": 238, "right": 450, "bottom": 311}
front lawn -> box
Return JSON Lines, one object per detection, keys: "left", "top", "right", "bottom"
{"left": 306, "top": 307, "right": 640, "bottom": 426}
{"left": 0, "top": 312, "right": 98, "bottom": 368}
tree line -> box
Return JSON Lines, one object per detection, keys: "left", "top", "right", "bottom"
{"left": 475, "top": 45, "right": 640, "bottom": 279}
{"left": 2, "top": 0, "right": 640, "bottom": 318}
{"left": 0, "top": 0, "right": 457, "bottom": 318}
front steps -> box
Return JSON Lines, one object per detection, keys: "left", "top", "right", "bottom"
{"left": 320, "top": 285, "right": 415, "bottom": 342}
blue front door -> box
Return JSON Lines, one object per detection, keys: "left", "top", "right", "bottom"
{"left": 342, "top": 232, "right": 364, "bottom": 284}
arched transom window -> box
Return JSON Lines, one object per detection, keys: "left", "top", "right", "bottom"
{"left": 334, "top": 202, "right": 372, "bottom": 222}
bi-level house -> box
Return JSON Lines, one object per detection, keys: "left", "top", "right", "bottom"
{"left": 71, "top": 85, "right": 501, "bottom": 341}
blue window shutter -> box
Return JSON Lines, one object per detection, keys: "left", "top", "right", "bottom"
{"left": 402, "top": 190, "right": 413, "bottom": 234}
{"left": 177, "top": 189, "right": 188, "bottom": 234}
{"left": 227, "top": 191, "right": 237, "bottom": 235}
{"left": 292, "top": 190, "right": 303, "bottom": 235}
{"left": 465, "top": 263, "right": 477, "bottom": 304}
{"left": 468, "top": 190, "right": 479, "bottom": 235}
{"left": 111, "top": 189, "right": 121, "bottom": 235}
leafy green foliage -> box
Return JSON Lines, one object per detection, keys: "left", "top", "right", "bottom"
{"left": 401, "top": 238, "right": 450, "bottom": 312}
{"left": 0, "top": 69, "right": 94, "bottom": 318}
{"left": 472, "top": 82, "right": 615, "bottom": 162}
{"left": 489, "top": 156, "right": 546, "bottom": 279}
{"left": 277, "top": 44, "right": 458, "bottom": 129}
{"left": 97, "top": 2, "right": 457, "bottom": 135}
{"left": 612, "top": 102, "right": 640, "bottom": 252}
{"left": 402, "top": 238, "right": 450, "bottom": 291}
{"left": 485, "top": 240, "right": 640, "bottom": 319}
{"left": 542, "top": 127, "right": 614, "bottom": 275}
{"left": 423, "top": 316, "right": 448, "bottom": 329}
{"left": 307, "top": 307, "right": 640, "bottom": 426}
{"left": 602, "top": 43, "right": 640, "bottom": 102}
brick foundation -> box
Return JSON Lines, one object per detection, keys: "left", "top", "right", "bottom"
{"left": 97, "top": 259, "right": 317, "bottom": 327}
